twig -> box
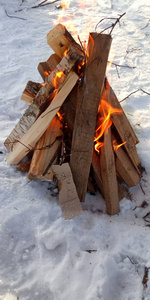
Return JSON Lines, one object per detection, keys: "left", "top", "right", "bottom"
{"left": 15, "top": 0, "right": 60, "bottom": 12}
{"left": 141, "top": 20, "right": 150, "bottom": 30}
{"left": 120, "top": 89, "right": 150, "bottom": 103}
{"left": 95, "top": 13, "right": 126, "bottom": 35}
{"left": 5, "top": 9, "right": 27, "bottom": 20}
{"left": 108, "top": 61, "right": 136, "bottom": 69}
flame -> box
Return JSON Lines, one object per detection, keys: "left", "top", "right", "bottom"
{"left": 44, "top": 70, "right": 51, "bottom": 76}
{"left": 113, "top": 140, "right": 127, "bottom": 151}
{"left": 53, "top": 71, "right": 64, "bottom": 89}
{"left": 94, "top": 100, "right": 123, "bottom": 153}
{"left": 57, "top": 111, "right": 64, "bottom": 121}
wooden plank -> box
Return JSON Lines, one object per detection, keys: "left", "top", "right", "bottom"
{"left": 28, "top": 116, "right": 62, "bottom": 180}
{"left": 92, "top": 149, "right": 125, "bottom": 201}
{"left": 70, "top": 33, "right": 112, "bottom": 202}
{"left": 38, "top": 54, "right": 61, "bottom": 82}
{"left": 47, "top": 23, "right": 78, "bottom": 58}
{"left": 113, "top": 140, "right": 140, "bottom": 187}
{"left": 100, "top": 128, "right": 120, "bottom": 215}
{"left": 21, "top": 81, "right": 42, "bottom": 104}
{"left": 102, "top": 81, "right": 140, "bottom": 171}
{"left": 52, "top": 163, "right": 83, "bottom": 219}
{"left": 6, "top": 72, "right": 79, "bottom": 165}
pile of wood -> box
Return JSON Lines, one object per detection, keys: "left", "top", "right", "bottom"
{"left": 4, "top": 24, "right": 141, "bottom": 219}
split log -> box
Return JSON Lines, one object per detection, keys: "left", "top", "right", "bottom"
{"left": 6, "top": 71, "right": 79, "bottom": 165}
{"left": 70, "top": 33, "right": 112, "bottom": 202}
{"left": 47, "top": 23, "right": 78, "bottom": 58}
{"left": 102, "top": 82, "right": 140, "bottom": 172}
{"left": 38, "top": 53, "right": 61, "bottom": 82}
{"left": 113, "top": 140, "right": 140, "bottom": 187}
{"left": 21, "top": 81, "right": 42, "bottom": 103}
{"left": 35, "top": 44, "right": 84, "bottom": 108}
{"left": 4, "top": 44, "right": 82, "bottom": 152}
{"left": 52, "top": 163, "right": 83, "bottom": 219}
{"left": 100, "top": 128, "right": 120, "bottom": 215}
{"left": 28, "top": 116, "right": 62, "bottom": 180}
{"left": 4, "top": 101, "right": 40, "bottom": 151}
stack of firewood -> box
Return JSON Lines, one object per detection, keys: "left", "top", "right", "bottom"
{"left": 4, "top": 24, "right": 141, "bottom": 219}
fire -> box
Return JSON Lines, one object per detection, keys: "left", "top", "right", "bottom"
{"left": 44, "top": 70, "right": 51, "bottom": 76}
{"left": 53, "top": 71, "right": 64, "bottom": 89}
{"left": 94, "top": 100, "right": 122, "bottom": 153}
{"left": 113, "top": 140, "right": 127, "bottom": 151}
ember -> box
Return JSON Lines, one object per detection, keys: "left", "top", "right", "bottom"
{"left": 4, "top": 23, "right": 141, "bottom": 219}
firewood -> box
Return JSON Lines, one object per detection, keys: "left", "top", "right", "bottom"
{"left": 35, "top": 44, "right": 84, "bottom": 108}
{"left": 28, "top": 116, "right": 62, "bottom": 180}
{"left": 4, "top": 101, "right": 40, "bottom": 152}
{"left": 113, "top": 140, "right": 140, "bottom": 187}
{"left": 47, "top": 23, "right": 78, "bottom": 58}
{"left": 92, "top": 149, "right": 125, "bottom": 201}
{"left": 70, "top": 33, "right": 112, "bottom": 202}
{"left": 6, "top": 72, "right": 79, "bottom": 165}
{"left": 16, "top": 160, "right": 31, "bottom": 172}
{"left": 38, "top": 53, "right": 61, "bottom": 82}
{"left": 21, "top": 81, "right": 42, "bottom": 103}
{"left": 4, "top": 44, "right": 82, "bottom": 152}
{"left": 100, "top": 128, "right": 120, "bottom": 215}
{"left": 52, "top": 163, "right": 83, "bottom": 219}
{"left": 102, "top": 82, "right": 140, "bottom": 172}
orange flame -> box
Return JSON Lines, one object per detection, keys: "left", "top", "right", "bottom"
{"left": 53, "top": 71, "right": 64, "bottom": 89}
{"left": 113, "top": 140, "right": 127, "bottom": 151}
{"left": 94, "top": 100, "right": 123, "bottom": 153}
{"left": 44, "top": 70, "right": 51, "bottom": 76}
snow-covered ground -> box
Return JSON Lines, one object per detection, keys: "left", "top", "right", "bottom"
{"left": 0, "top": 0, "right": 150, "bottom": 299}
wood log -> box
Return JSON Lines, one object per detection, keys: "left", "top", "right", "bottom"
{"left": 38, "top": 54, "right": 61, "bottom": 82}
{"left": 47, "top": 23, "right": 78, "bottom": 58}
{"left": 35, "top": 44, "right": 84, "bottom": 108}
{"left": 70, "top": 33, "right": 112, "bottom": 202}
{"left": 4, "top": 45, "right": 82, "bottom": 152}
{"left": 113, "top": 140, "right": 140, "bottom": 187}
{"left": 28, "top": 116, "right": 62, "bottom": 180}
{"left": 6, "top": 72, "right": 79, "bottom": 165}
{"left": 102, "top": 82, "right": 140, "bottom": 172}
{"left": 4, "top": 101, "right": 40, "bottom": 151}
{"left": 21, "top": 81, "right": 42, "bottom": 104}
{"left": 52, "top": 163, "right": 83, "bottom": 219}
{"left": 100, "top": 128, "right": 120, "bottom": 215}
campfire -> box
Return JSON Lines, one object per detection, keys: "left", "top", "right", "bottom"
{"left": 4, "top": 23, "right": 141, "bottom": 219}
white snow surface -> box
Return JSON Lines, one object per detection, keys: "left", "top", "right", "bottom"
{"left": 0, "top": 0, "right": 150, "bottom": 299}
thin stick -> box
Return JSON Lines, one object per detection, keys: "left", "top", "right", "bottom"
{"left": 5, "top": 9, "right": 27, "bottom": 20}
{"left": 15, "top": 0, "right": 60, "bottom": 12}
{"left": 95, "top": 13, "right": 126, "bottom": 35}
{"left": 120, "top": 89, "right": 150, "bottom": 103}
{"left": 108, "top": 61, "right": 136, "bottom": 69}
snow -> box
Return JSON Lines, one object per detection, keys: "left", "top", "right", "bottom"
{"left": 0, "top": 0, "right": 150, "bottom": 299}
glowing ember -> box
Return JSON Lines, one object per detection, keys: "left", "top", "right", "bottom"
{"left": 44, "top": 70, "right": 51, "bottom": 76}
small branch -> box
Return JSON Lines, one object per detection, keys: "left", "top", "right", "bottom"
{"left": 5, "top": 9, "right": 27, "bottom": 20}
{"left": 95, "top": 13, "right": 126, "bottom": 35}
{"left": 141, "top": 20, "right": 150, "bottom": 30}
{"left": 15, "top": 0, "right": 60, "bottom": 12}
{"left": 108, "top": 61, "right": 136, "bottom": 69}
{"left": 120, "top": 89, "right": 150, "bottom": 103}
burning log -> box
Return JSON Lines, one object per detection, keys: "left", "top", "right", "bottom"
{"left": 38, "top": 53, "right": 61, "bottom": 82}
{"left": 52, "top": 163, "right": 83, "bottom": 219}
{"left": 70, "top": 33, "right": 112, "bottom": 202}
{"left": 28, "top": 116, "right": 63, "bottom": 180}
{"left": 6, "top": 72, "right": 79, "bottom": 165}
{"left": 4, "top": 43, "right": 83, "bottom": 152}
